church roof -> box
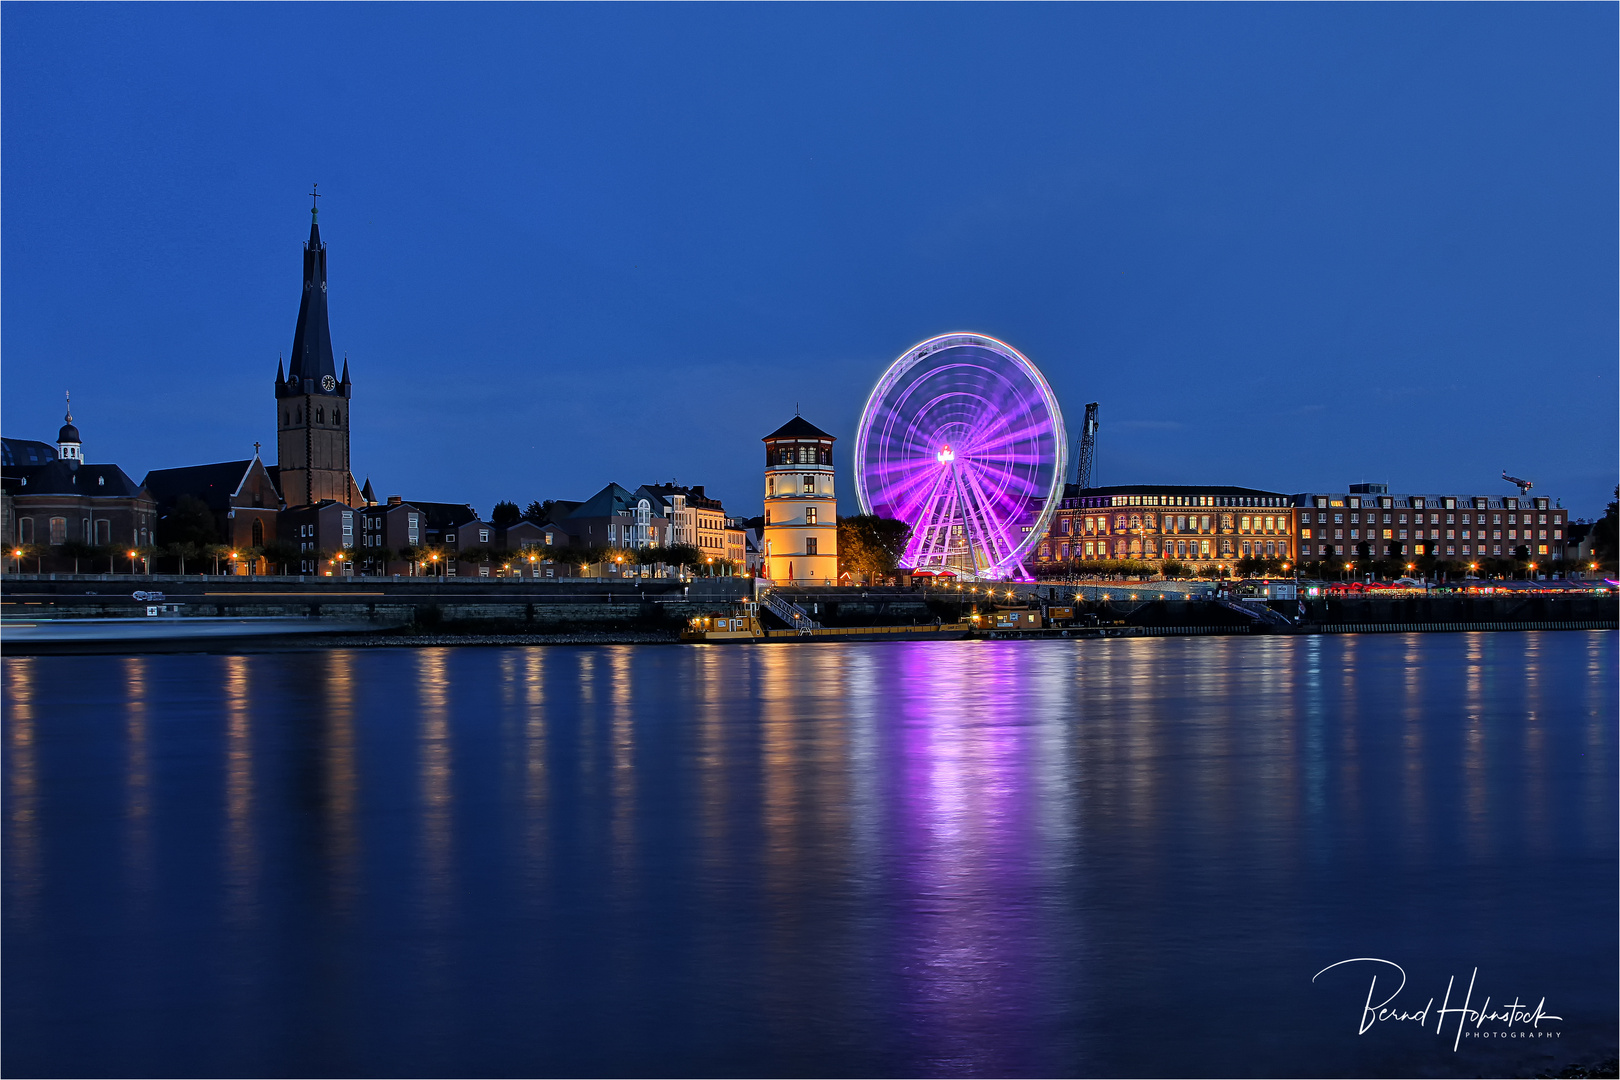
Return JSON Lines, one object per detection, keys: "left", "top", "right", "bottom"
{"left": 286, "top": 208, "right": 339, "bottom": 395}
{"left": 763, "top": 416, "right": 835, "bottom": 441}
{"left": 2, "top": 461, "right": 145, "bottom": 498}
{"left": 1, "top": 437, "right": 57, "bottom": 467}
{"left": 142, "top": 460, "right": 260, "bottom": 512}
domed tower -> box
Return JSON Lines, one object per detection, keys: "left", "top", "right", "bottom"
{"left": 275, "top": 186, "right": 354, "bottom": 507}
{"left": 56, "top": 393, "right": 82, "bottom": 464}
{"left": 762, "top": 416, "right": 838, "bottom": 584}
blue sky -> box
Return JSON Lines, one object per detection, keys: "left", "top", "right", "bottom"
{"left": 4, "top": 3, "right": 1615, "bottom": 519}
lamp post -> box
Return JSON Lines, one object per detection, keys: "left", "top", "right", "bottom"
{"left": 129, "top": 549, "right": 139, "bottom": 575}
{"left": 11, "top": 548, "right": 22, "bottom": 575}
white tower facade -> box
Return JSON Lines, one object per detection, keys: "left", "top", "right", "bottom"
{"left": 762, "top": 416, "right": 838, "bottom": 585}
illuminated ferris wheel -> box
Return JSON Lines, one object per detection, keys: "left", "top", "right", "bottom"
{"left": 853, "top": 333, "right": 1067, "bottom": 580}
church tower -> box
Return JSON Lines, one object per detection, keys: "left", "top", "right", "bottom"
{"left": 762, "top": 416, "right": 839, "bottom": 584}
{"left": 275, "top": 188, "right": 355, "bottom": 508}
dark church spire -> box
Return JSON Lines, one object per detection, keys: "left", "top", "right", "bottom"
{"left": 284, "top": 184, "right": 338, "bottom": 396}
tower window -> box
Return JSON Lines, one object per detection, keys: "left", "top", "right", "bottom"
{"left": 806, "top": 507, "right": 817, "bottom": 525}
{"left": 296, "top": 407, "right": 303, "bottom": 424}
{"left": 333, "top": 409, "right": 341, "bottom": 425}
{"left": 284, "top": 412, "right": 290, "bottom": 426}
{"left": 802, "top": 476, "right": 815, "bottom": 493}
{"left": 316, "top": 407, "right": 324, "bottom": 424}
{"left": 806, "top": 537, "right": 818, "bottom": 556}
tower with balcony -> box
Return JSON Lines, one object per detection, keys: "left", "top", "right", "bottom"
{"left": 762, "top": 416, "right": 838, "bottom": 584}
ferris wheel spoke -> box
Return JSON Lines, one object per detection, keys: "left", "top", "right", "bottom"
{"left": 855, "top": 333, "right": 1065, "bottom": 580}
{"left": 957, "top": 465, "right": 1018, "bottom": 568}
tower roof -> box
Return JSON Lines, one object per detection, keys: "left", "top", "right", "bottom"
{"left": 58, "top": 394, "right": 80, "bottom": 445}
{"left": 286, "top": 191, "right": 338, "bottom": 395}
{"left": 762, "top": 416, "right": 835, "bottom": 441}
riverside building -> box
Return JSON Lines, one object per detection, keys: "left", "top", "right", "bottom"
{"left": 762, "top": 416, "right": 838, "bottom": 584}
{"left": 1034, "top": 484, "right": 1297, "bottom": 567}
{"left": 1291, "top": 484, "right": 1568, "bottom": 562}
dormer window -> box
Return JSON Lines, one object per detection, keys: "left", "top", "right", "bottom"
{"left": 97, "top": 475, "right": 105, "bottom": 486}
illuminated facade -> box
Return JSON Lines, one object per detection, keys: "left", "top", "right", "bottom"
{"left": 762, "top": 416, "right": 838, "bottom": 584}
{"left": 1291, "top": 485, "right": 1567, "bottom": 562}
{"left": 1035, "top": 484, "right": 1296, "bottom": 567}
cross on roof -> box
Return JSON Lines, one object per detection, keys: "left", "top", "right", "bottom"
{"left": 310, "top": 183, "right": 321, "bottom": 219}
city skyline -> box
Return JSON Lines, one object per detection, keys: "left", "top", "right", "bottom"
{"left": 3, "top": 5, "right": 1615, "bottom": 520}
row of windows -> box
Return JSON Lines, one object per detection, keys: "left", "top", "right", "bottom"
{"left": 14, "top": 516, "right": 142, "bottom": 546}
{"left": 767, "top": 445, "right": 831, "bottom": 466}
{"left": 1309, "top": 543, "right": 1550, "bottom": 558}
{"left": 1068, "top": 494, "right": 1287, "bottom": 509}
{"left": 766, "top": 475, "right": 828, "bottom": 496}
{"left": 1302, "top": 511, "right": 1554, "bottom": 527}
{"left": 283, "top": 406, "right": 343, "bottom": 427}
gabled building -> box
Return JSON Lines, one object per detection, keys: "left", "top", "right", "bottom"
{"left": 141, "top": 452, "right": 284, "bottom": 554}
{"left": 562, "top": 483, "right": 666, "bottom": 550}
{"left": 356, "top": 496, "right": 424, "bottom": 575}
{"left": 279, "top": 499, "right": 357, "bottom": 575}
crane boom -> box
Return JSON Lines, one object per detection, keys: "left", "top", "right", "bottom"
{"left": 1502, "top": 470, "right": 1533, "bottom": 495}
{"left": 1073, "top": 402, "right": 1099, "bottom": 489}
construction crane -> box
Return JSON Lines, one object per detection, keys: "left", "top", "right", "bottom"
{"left": 1502, "top": 470, "right": 1534, "bottom": 496}
{"left": 1073, "top": 402, "right": 1099, "bottom": 490}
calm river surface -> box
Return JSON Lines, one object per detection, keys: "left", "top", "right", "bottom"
{"left": 4, "top": 633, "right": 1615, "bottom": 1078}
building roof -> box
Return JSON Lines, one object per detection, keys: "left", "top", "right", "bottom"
{"left": 2, "top": 460, "right": 146, "bottom": 499}
{"left": 142, "top": 460, "right": 260, "bottom": 512}
{"left": 407, "top": 501, "right": 483, "bottom": 529}
{"left": 1, "top": 438, "right": 57, "bottom": 468}
{"left": 763, "top": 416, "right": 835, "bottom": 441}
{"left": 566, "top": 482, "right": 643, "bottom": 519}
{"left": 1064, "top": 483, "right": 1288, "bottom": 500}
{"left": 283, "top": 211, "right": 340, "bottom": 396}
{"left": 641, "top": 482, "right": 723, "bottom": 511}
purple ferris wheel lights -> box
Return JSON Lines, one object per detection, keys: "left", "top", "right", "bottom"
{"left": 854, "top": 333, "right": 1067, "bottom": 581}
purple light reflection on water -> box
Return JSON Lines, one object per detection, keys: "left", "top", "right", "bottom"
{"left": 3, "top": 633, "right": 1614, "bottom": 1078}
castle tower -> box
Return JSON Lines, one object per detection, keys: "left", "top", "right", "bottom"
{"left": 762, "top": 416, "right": 838, "bottom": 584}
{"left": 275, "top": 188, "right": 354, "bottom": 507}
{"left": 56, "top": 393, "right": 82, "bottom": 464}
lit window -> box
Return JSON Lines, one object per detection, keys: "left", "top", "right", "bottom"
{"left": 806, "top": 507, "right": 817, "bottom": 525}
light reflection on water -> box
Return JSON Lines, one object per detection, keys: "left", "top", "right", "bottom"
{"left": 2, "top": 633, "right": 1615, "bottom": 1079}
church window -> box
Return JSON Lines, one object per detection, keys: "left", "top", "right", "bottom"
{"left": 316, "top": 407, "right": 324, "bottom": 424}
{"left": 18, "top": 519, "right": 32, "bottom": 544}
{"left": 95, "top": 520, "right": 111, "bottom": 545}
{"left": 49, "top": 517, "right": 66, "bottom": 545}
{"left": 296, "top": 407, "right": 303, "bottom": 424}
{"left": 284, "top": 412, "right": 289, "bottom": 426}
{"left": 252, "top": 520, "right": 264, "bottom": 547}
{"left": 333, "top": 409, "right": 341, "bottom": 425}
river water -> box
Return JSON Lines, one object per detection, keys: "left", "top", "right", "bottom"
{"left": 4, "top": 633, "right": 1614, "bottom": 1078}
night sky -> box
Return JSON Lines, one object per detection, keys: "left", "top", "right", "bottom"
{"left": 3, "top": 4, "right": 1614, "bottom": 520}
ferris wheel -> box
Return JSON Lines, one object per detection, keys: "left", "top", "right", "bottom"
{"left": 854, "top": 332, "right": 1067, "bottom": 580}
